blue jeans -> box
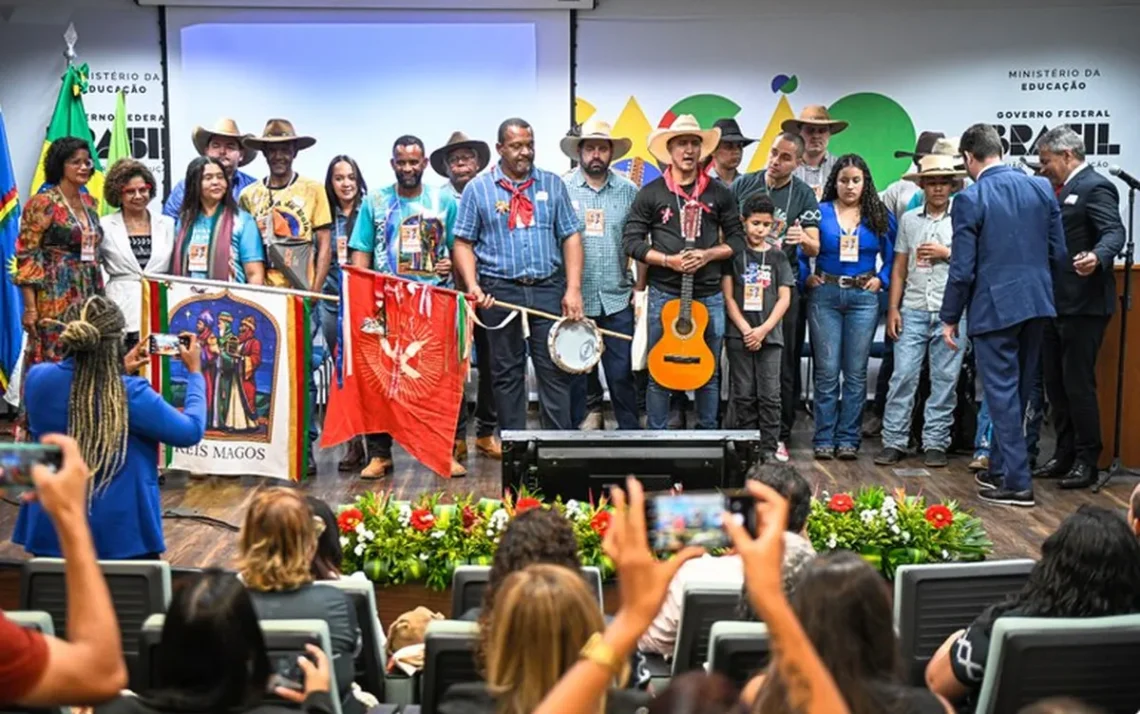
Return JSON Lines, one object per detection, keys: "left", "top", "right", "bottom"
{"left": 807, "top": 283, "right": 879, "bottom": 449}
{"left": 882, "top": 309, "right": 967, "bottom": 451}
{"left": 974, "top": 356, "right": 1044, "bottom": 464}
{"left": 645, "top": 286, "right": 725, "bottom": 430}
{"left": 570, "top": 306, "right": 640, "bottom": 430}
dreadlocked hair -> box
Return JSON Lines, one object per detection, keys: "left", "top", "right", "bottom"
{"left": 55, "top": 296, "right": 129, "bottom": 488}
{"left": 821, "top": 153, "right": 891, "bottom": 237}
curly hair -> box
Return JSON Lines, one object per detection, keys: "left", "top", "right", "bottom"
{"left": 43, "top": 137, "right": 91, "bottom": 186}
{"left": 820, "top": 153, "right": 891, "bottom": 237}
{"left": 103, "top": 158, "right": 157, "bottom": 209}
{"left": 238, "top": 487, "right": 319, "bottom": 592}
{"left": 992, "top": 504, "right": 1140, "bottom": 620}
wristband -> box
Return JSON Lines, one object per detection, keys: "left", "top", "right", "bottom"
{"left": 579, "top": 632, "right": 624, "bottom": 676}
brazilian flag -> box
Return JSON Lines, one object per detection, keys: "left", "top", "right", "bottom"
{"left": 29, "top": 63, "right": 104, "bottom": 208}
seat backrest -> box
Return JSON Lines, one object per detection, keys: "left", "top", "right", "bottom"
{"left": 975, "top": 614, "right": 1140, "bottom": 714}
{"left": 3, "top": 610, "right": 55, "bottom": 636}
{"left": 894, "top": 560, "right": 1034, "bottom": 686}
{"left": 671, "top": 583, "right": 742, "bottom": 675}
{"left": 421, "top": 620, "right": 481, "bottom": 714}
{"left": 316, "top": 578, "right": 386, "bottom": 698}
{"left": 19, "top": 558, "right": 172, "bottom": 692}
{"left": 260, "top": 619, "right": 342, "bottom": 714}
{"left": 137, "top": 613, "right": 165, "bottom": 693}
{"left": 450, "top": 565, "right": 605, "bottom": 619}
{"left": 706, "top": 621, "right": 771, "bottom": 688}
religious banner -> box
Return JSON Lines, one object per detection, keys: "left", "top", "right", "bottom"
{"left": 322, "top": 268, "right": 469, "bottom": 478}
{"left": 141, "top": 278, "right": 312, "bottom": 480}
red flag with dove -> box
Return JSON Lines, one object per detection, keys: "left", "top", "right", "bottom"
{"left": 322, "top": 267, "right": 470, "bottom": 477}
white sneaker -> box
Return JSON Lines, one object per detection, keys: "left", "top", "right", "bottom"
{"left": 774, "top": 442, "right": 790, "bottom": 463}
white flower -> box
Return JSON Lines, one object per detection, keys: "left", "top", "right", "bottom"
{"left": 339, "top": 536, "right": 349, "bottom": 548}
{"left": 860, "top": 509, "right": 877, "bottom": 524}
{"left": 882, "top": 496, "right": 897, "bottom": 512}
{"left": 890, "top": 524, "right": 901, "bottom": 535}
{"left": 902, "top": 530, "right": 911, "bottom": 542}
{"left": 398, "top": 504, "right": 412, "bottom": 526}
{"left": 362, "top": 529, "right": 375, "bottom": 542}
{"left": 485, "top": 528, "right": 494, "bottom": 537}
{"left": 826, "top": 534, "right": 838, "bottom": 549}
{"left": 354, "top": 522, "right": 367, "bottom": 536}
{"left": 941, "top": 549, "right": 950, "bottom": 561}
{"left": 430, "top": 530, "right": 445, "bottom": 539}
{"left": 565, "top": 499, "right": 581, "bottom": 514}
{"left": 353, "top": 543, "right": 365, "bottom": 557}
{"left": 419, "top": 553, "right": 429, "bottom": 561}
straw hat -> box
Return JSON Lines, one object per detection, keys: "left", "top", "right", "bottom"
{"left": 242, "top": 119, "right": 316, "bottom": 152}
{"left": 647, "top": 114, "right": 721, "bottom": 165}
{"left": 902, "top": 154, "right": 967, "bottom": 181}
{"left": 191, "top": 118, "right": 257, "bottom": 167}
{"left": 781, "top": 105, "right": 849, "bottom": 135}
{"left": 429, "top": 131, "right": 491, "bottom": 178}
{"left": 560, "top": 118, "right": 633, "bottom": 162}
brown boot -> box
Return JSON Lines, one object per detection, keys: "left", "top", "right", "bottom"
{"left": 454, "top": 439, "right": 468, "bottom": 461}
{"left": 450, "top": 457, "right": 468, "bottom": 478}
{"left": 339, "top": 439, "right": 365, "bottom": 471}
{"left": 475, "top": 435, "right": 502, "bottom": 460}
{"left": 360, "top": 456, "right": 393, "bottom": 479}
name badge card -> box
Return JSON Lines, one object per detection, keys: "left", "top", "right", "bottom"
{"left": 337, "top": 235, "right": 349, "bottom": 265}
{"left": 916, "top": 254, "right": 933, "bottom": 272}
{"left": 400, "top": 224, "right": 421, "bottom": 254}
{"left": 743, "top": 263, "right": 764, "bottom": 312}
{"left": 188, "top": 243, "right": 209, "bottom": 273}
{"left": 839, "top": 231, "right": 859, "bottom": 263}
{"left": 80, "top": 230, "right": 97, "bottom": 263}
{"left": 584, "top": 208, "right": 605, "bottom": 237}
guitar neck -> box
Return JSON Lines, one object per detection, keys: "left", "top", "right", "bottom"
{"left": 679, "top": 238, "right": 696, "bottom": 318}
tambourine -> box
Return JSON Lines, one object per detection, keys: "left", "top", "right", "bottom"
{"left": 548, "top": 317, "right": 604, "bottom": 374}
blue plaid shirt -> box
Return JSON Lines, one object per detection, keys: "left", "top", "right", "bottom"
{"left": 453, "top": 162, "right": 580, "bottom": 281}
{"left": 162, "top": 169, "right": 257, "bottom": 219}
{"left": 563, "top": 168, "right": 637, "bottom": 316}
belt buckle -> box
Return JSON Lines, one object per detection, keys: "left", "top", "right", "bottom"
{"left": 517, "top": 277, "right": 537, "bottom": 286}
{"left": 838, "top": 276, "right": 855, "bottom": 289}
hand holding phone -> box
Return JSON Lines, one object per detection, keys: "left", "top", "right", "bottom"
{"left": 272, "top": 644, "right": 331, "bottom": 704}
{"left": 645, "top": 490, "right": 757, "bottom": 555}
{"left": 148, "top": 333, "right": 191, "bottom": 357}
{"left": 0, "top": 443, "right": 63, "bottom": 495}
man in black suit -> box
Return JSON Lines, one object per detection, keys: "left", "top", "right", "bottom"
{"left": 1033, "top": 126, "right": 1126, "bottom": 490}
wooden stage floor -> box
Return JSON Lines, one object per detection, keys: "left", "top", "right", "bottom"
{"left": 1, "top": 420, "right": 1137, "bottom": 570}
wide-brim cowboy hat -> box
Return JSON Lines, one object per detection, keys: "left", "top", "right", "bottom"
{"left": 560, "top": 118, "right": 633, "bottom": 163}
{"left": 191, "top": 118, "right": 257, "bottom": 167}
{"left": 430, "top": 131, "right": 491, "bottom": 178}
{"left": 903, "top": 154, "right": 967, "bottom": 181}
{"left": 894, "top": 131, "right": 945, "bottom": 159}
{"left": 781, "top": 104, "right": 849, "bottom": 135}
{"left": 647, "top": 114, "right": 721, "bottom": 165}
{"left": 242, "top": 119, "right": 316, "bottom": 152}
{"left": 712, "top": 118, "right": 755, "bottom": 147}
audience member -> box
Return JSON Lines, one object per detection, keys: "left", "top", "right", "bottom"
{"left": 926, "top": 505, "right": 1140, "bottom": 704}
{"left": 238, "top": 488, "right": 367, "bottom": 714}
{"left": 0, "top": 435, "right": 127, "bottom": 708}
{"left": 95, "top": 569, "right": 334, "bottom": 714}
{"left": 13, "top": 297, "right": 206, "bottom": 559}
{"left": 441, "top": 564, "right": 648, "bottom": 714}
{"left": 648, "top": 671, "right": 745, "bottom": 714}
{"left": 749, "top": 552, "right": 951, "bottom": 714}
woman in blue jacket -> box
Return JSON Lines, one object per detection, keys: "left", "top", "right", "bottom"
{"left": 13, "top": 296, "right": 207, "bottom": 559}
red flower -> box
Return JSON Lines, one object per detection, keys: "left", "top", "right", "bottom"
{"left": 461, "top": 505, "right": 478, "bottom": 530}
{"left": 925, "top": 504, "right": 953, "bottom": 529}
{"left": 410, "top": 509, "right": 436, "bottom": 532}
{"left": 337, "top": 508, "right": 364, "bottom": 533}
{"left": 827, "top": 494, "right": 855, "bottom": 513}
{"left": 590, "top": 510, "right": 612, "bottom": 537}
{"left": 515, "top": 497, "right": 542, "bottom": 514}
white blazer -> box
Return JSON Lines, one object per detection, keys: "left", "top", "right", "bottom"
{"left": 100, "top": 211, "right": 175, "bottom": 334}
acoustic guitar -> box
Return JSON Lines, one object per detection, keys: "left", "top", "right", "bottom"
{"left": 647, "top": 203, "right": 716, "bottom": 391}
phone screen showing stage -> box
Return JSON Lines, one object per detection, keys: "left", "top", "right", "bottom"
{"left": 149, "top": 333, "right": 184, "bottom": 356}
{"left": 647, "top": 491, "right": 730, "bottom": 554}
{"left": 0, "top": 444, "right": 62, "bottom": 494}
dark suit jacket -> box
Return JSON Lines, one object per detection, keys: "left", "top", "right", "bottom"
{"left": 1054, "top": 164, "right": 1125, "bottom": 315}
{"left": 940, "top": 164, "right": 1068, "bottom": 336}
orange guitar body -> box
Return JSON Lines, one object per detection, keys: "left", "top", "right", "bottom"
{"left": 648, "top": 297, "right": 716, "bottom": 391}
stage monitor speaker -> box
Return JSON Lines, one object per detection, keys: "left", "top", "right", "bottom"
{"left": 500, "top": 430, "right": 760, "bottom": 502}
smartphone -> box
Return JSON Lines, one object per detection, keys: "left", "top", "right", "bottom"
{"left": 148, "top": 333, "right": 190, "bottom": 357}
{"left": 645, "top": 490, "right": 756, "bottom": 554}
{"left": 266, "top": 644, "right": 318, "bottom": 694}
{"left": 0, "top": 443, "right": 63, "bottom": 493}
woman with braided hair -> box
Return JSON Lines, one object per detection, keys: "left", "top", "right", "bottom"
{"left": 12, "top": 296, "right": 208, "bottom": 559}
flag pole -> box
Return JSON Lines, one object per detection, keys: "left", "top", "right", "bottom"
{"left": 141, "top": 273, "right": 339, "bottom": 302}
{"left": 63, "top": 23, "right": 77, "bottom": 67}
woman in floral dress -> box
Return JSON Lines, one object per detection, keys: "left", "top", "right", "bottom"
{"left": 15, "top": 137, "right": 105, "bottom": 366}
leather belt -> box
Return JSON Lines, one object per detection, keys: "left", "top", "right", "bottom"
{"left": 818, "top": 271, "right": 875, "bottom": 289}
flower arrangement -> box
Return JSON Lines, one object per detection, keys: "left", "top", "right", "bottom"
{"left": 806, "top": 486, "right": 992, "bottom": 578}
{"left": 338, "top": 485, "right": 991, "bottom": 588}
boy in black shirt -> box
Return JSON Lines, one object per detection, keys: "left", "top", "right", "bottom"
{"left": 723, "top": 194, "right": 793, "bottom": 460}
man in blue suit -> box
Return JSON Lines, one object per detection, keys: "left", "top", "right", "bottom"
{"left": 939, "top": 123, "right": 1067, "bottom": 507}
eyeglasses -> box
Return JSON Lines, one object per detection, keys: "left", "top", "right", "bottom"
{"left": 66, "top": 158, "right": 94, "bottom": 169}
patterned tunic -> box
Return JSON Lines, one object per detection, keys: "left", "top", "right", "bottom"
{"left": 14, "top": 190, "right": 105, "bottom": 366}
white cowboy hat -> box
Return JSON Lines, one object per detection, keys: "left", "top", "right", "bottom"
{"left": 560, "top": 118, "right": 633, "bottom": 162}
{"left": 191, "top": 118, "right": 257, "bottom": 167}
{"left": 647, "top": 114, "right": 721, "bottom": 165}
{"left": 780, "top": 105, "right": 849, "bottom": 135}
{"left": 902, "top": 154, "right": 968, "bottom": 181}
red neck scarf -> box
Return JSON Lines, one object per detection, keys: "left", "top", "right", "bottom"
{"left": 497, "top": 176, "right": 536, "bottom": 230}
{"left": 664, "top": 166, "right": 712, "bottom": 213}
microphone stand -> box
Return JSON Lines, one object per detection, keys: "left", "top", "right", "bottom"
{"left": 1093, "top": 184, "right": 1138, "bottom": 492}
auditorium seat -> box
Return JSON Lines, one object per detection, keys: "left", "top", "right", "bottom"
{"left": 0, "top": 611, "right": 65, "bottom": 714}
{"left": 894, "top": 559, "right": 1034, "bottom": 686}
{"left": 706, "top": 621, "right": 771, "bottom": 688}
{"left": 645, "top": 582, "right": 742, "bottom": 682}
{"left": 402, "top": 619, "right": 481, "bottom": 714}
{"left": 19, "top": 558, "right": 171, "bottom": 692}
{"left": 317, "top": 578, "right": 387, "bottom": 699}
{"left": 973, "top": 614, "right": 1140, "bottom": 713}
{"left": 449, "top": 565, "right": 604, "bottom": 618}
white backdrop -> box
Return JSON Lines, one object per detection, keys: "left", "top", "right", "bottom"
{"left": 164, "top": 6, "right": 572, "bottom": 189}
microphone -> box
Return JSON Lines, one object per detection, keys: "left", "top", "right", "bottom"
{"left": 1109, "top": 165, "right": 1140, "bottom": 191}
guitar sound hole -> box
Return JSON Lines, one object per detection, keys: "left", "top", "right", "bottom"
{"left": 675, "top": 318, "right": 694, "bottom": 336}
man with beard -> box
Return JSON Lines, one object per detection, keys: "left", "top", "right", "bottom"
{"left": 732, "top": 132, "right": 821, "bottom": 462}
{"left": 560, "top": 118, "right": 640, "bottom": 430}
{"left": 429, "top": 132, "right": 501, "bottom": 460}
{"left": 782, "top": 106, "right": 848, "bottom": 200}
{"left": 350, "top": 135, "right": 462, "bottom": 477}
{"left": 163, "top": 118, "right": 258, "bottom": 218}
{"left": 453, "top": 117, "right": 585, "bottom": 433}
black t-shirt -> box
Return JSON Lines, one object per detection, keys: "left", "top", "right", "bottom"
{"left": 730, "top": 172, "right": 822, "bottom": 283}
{"left": 724, "top": 246, "right": 794, "bottom": 344}
{"left": 129, "top": 233, "right": 152, "bottom": 267}
{"left": 622, "top": 175, "right": 745, "bottom": 298}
